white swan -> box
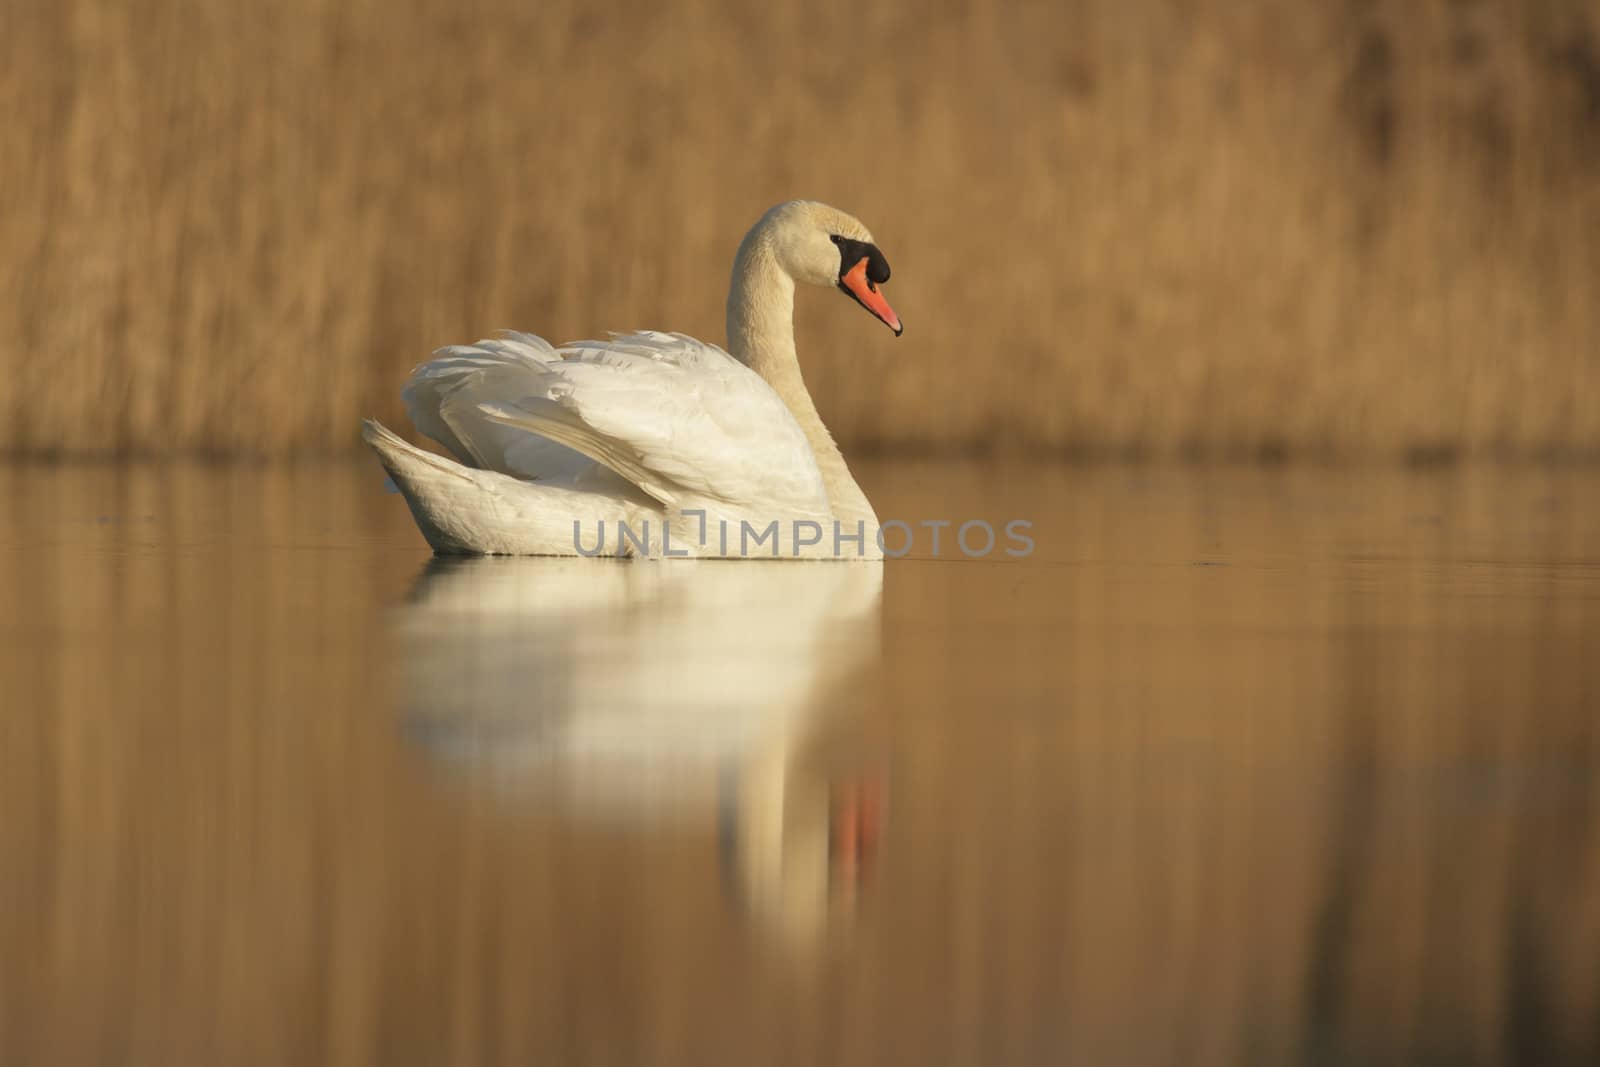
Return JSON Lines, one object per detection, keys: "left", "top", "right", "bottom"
{"left": 362, "top": 200, "right": 902, "bottom": 558}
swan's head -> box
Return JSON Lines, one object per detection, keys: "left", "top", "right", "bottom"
{"left": 761, "top": 201, "right": 903, "bottom": 336}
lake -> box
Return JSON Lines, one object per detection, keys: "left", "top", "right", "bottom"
{"left": 2, "top": 459, "right": 1597, "bottom": 1065}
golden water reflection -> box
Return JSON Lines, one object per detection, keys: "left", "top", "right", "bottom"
{"left": 398, "top": 556, "right": 887, "bottom": 946}
{"left": 1, "top": 460, "right": 1598, "bottom": 1065}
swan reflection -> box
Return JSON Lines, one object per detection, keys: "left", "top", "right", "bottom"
{"left": 395, "top": 557, "right": 887, "bottom": 944}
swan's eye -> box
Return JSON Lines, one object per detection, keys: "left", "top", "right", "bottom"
{"left": 832, "top": 236, "right": 891, "bottom": 286}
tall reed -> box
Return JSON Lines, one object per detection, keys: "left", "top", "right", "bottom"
{"left": 2, "top": 0, "right": 1596, "bottom": 458}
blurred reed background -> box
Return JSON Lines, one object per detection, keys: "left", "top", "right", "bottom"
{"left": 2, "top": 0, "right": 1598, "bottom": 460}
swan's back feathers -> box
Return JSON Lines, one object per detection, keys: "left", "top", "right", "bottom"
{"left": 402, "top": 332, "right": 602, "bottom": 487}
{"left": 469, "top": 331, "right": 831, "bottom": 516}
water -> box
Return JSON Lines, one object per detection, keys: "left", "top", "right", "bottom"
{"left": 2, "top": 459, "right": 1598, "bottom": 1065}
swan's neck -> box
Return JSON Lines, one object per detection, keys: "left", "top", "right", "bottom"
{"left": 727, "top": 241, "right": 878, "bottom": 529}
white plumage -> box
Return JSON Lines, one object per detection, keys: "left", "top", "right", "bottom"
{"left": 364, "top": 201, "right": 902, "bottom": 558}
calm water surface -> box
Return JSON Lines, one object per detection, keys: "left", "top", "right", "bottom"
{"left": 2, "top": 460, "right": 1598, "bottom": 1066}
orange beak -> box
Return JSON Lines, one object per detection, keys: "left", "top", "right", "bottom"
{"left": 839, "top": 257, "right": 903, "bottom": 336}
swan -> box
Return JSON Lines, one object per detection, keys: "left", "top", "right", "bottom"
{"left": 362, "top": 200, "right": 902, "bottom": 558}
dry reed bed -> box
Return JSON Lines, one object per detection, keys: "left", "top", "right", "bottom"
{"left": 2, "top": 0, "right": 1598, "bottom": 458}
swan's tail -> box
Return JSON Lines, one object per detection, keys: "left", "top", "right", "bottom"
{"left": 361, "top": 419, "right": 483, "bottom": 553}
{"left": 362, "top": 418, "right": 471, "bottom": 486}
{"left": 361, "top": 418, "right": 637, "bottom": 556}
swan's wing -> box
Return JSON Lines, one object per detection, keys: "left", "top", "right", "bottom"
{"left": 476, "top": 331, "right": 830, "bottom": 514}
{"left": 402, "top": 333, "right": 611, "bottom": 487}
